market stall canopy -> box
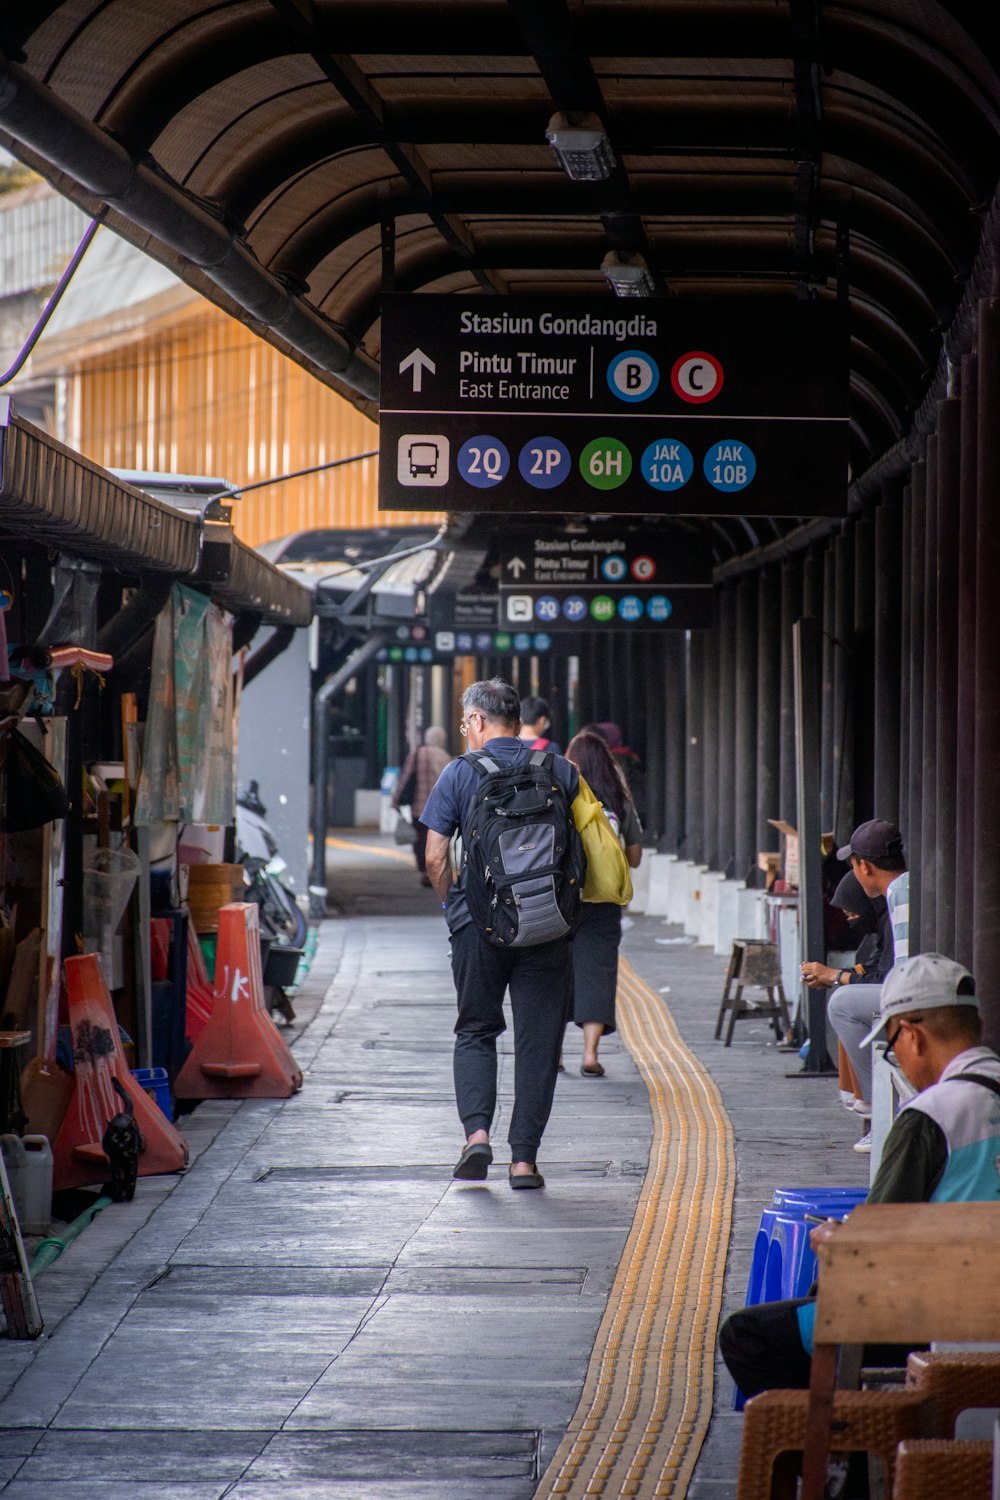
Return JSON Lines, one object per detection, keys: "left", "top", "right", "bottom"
{"left": 0, "top": 2, "right": 997, "bottom": 516}
{"left": 0, "top": 402, "right": 313, "bottom": 626}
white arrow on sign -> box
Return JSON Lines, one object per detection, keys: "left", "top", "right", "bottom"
{"left": 506, "top": 556, "right": 527, "bottom": 578}
{"left": 399, "top": 347, "right": 436, "bottom": 393}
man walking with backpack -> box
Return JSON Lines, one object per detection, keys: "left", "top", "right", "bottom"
{"left": 422, "top": 679, "right": 583, "bottom": 1189}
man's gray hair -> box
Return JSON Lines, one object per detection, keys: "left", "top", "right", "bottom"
{"left": 462, "top": 678, "right": 521, "bottom": 728}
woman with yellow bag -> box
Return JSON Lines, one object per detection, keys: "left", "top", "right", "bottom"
{"left": 565, "top": 732, "right": 643, "bottom": 1077}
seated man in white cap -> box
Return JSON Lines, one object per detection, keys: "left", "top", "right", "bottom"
{"left": 719, "top": 953, "right": 1000, "bottom": 1400}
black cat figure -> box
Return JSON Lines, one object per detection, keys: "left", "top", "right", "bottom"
{"left": 101, "top": 1077, "right": 145, "bottom": 1202}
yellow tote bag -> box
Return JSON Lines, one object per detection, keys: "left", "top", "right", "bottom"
{"left": 572, "top": 775, "right": 633, "bottom": 905}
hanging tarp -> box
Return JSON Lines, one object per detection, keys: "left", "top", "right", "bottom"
{"left": 134, "top": 585, "right": 234, "bottom": 826}
{"left": 133, "top": 591, "right": 180, "bottom": 824}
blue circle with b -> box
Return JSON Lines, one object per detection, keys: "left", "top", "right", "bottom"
{"left": 608, "top": 350, "right": 659, "bottom": 403}
{"left": 601, "top": 555, "right": 628, "bottom": 582}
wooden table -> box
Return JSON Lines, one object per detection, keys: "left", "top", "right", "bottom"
{"left": 802, "top": 1202, "right": 1000, "bottom": 1500}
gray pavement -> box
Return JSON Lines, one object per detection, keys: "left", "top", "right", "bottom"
{"left": 0, "top": 838, "right": 867, "bottom": 1497}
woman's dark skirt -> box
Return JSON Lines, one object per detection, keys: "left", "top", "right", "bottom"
{"left": 571, "top": 901, "right": 623, "bottom": 1032}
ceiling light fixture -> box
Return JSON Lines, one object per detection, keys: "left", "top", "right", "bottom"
{"left": 545, "top": 111, "right": 616, "bottom": 182}
{"left": 601, "top": 250, "right": 655, "bottom": 297}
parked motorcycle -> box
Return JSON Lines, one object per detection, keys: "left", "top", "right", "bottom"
{"left": 236, "top": 781, "right": 308, "bottom": 1019}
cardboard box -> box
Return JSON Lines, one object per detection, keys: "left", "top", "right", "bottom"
{"left": 766, "top": 821, "right": 836, "bottom": 890}
{"left": 768, "top": 819, "right": 799, "bottom": 888}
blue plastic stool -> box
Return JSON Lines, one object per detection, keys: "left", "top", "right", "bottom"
{"left": 771, "top": 1185, "right": 868, "bottom": 1212}
{"left": 732, "top": 1191, "right": 867, "bottom": 1411}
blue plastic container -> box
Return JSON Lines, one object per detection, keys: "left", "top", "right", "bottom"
{"left": 130, "top": 1067, "right": 172, "bottom": 1120}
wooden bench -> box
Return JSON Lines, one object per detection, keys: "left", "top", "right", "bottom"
{"left": 801, "top": 1202, "right": 1000, "bottom": 1500}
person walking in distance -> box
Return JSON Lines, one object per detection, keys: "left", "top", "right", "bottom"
{"left": 421, "top": 679, "right": 581, "bottom": 1189}
{"left": 392, "top": 726, "right": 451, "bottom": 885}
{"left": 564, "top": 731, "right": 643, "bottom": 1077}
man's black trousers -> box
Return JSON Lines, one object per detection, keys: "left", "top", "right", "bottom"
{"left": 449, "top": 923, "right": 571, "bottom": 1163}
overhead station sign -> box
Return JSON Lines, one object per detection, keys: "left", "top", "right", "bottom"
{"left": 498, "top": 527, "right": 712, "bottom": 631}
{"left": 379, "top": 294, "right": 849, "bottom": 517}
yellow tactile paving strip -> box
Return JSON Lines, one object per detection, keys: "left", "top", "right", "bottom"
{"left": 535, "top": 957, "right": 736, "bottom": 1499}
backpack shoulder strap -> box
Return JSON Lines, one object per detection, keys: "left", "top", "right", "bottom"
{"left": 463, "top": 750, "right": 502, "bottom": 776}
{"left": 529, "top": 749, "right": 554, "bottom": 769}
{"left": 952, "top": 1073, "right": 1000, "bottom": 1101}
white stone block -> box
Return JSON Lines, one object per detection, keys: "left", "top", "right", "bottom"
{"left": 627, "top": 853, "right": 652, "bottom": 914}
{"left": 644, "top": 853, "right": 674, "bottom": 917}
{"left": 736, "top": 887, "right": 769, "bottom": 940}
{"left": 684, "top": 863, "right": 709, "bottom": 936}
{"left": 667, "top": 858, "right": 691, "bottom": 924}
{"left": 354, "top": 789, "right": 382, "bottom": 827}
{"left": 698, "top": 872, "right": 725, "bottom": 946}
{"left": 714, "top": 880, "right": 744, "bottom": 957}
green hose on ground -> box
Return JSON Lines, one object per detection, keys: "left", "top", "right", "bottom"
{"left": 30, "top": 1195, "right": 113, "bottom": 1278}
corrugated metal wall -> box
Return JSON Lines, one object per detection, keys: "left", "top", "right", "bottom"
{"left": 60, "top": 304, "right": 441, "bottom": 546}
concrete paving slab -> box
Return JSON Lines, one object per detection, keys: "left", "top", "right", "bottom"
{"left": 13, "top": 1428, "right": 271, "bottom": 1482}
{"left": 0, "top": 837, "right": 872, "bottom": 1496}
{"left": 248, "top": 1428, "right": 537, "bottom": 1481}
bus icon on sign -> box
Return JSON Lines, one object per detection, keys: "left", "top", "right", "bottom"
{"left": 397, "top": 433, "right": 450, "bottom": 487}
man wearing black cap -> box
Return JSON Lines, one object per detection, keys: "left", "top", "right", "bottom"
{"left": 827, "top": 820, "right": 909, "bottom": 1142}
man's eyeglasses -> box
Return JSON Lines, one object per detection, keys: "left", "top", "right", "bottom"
{"left": 884, "top": 1015, "right": 923, "bottom": 1063}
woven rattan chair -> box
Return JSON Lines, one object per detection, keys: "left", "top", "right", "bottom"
{"left": 736, "top": 1388, "right": 936, "bottom": 1500}
{"left": 905, "top": 1349, "right": 1000, "bottom": 1434}
{"left": 892, "top": 1439, "right": 993, "bottom": 1499}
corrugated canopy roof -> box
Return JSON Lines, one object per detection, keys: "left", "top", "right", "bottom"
{"left": 1, "top": 1, "right": 997, "bottom": 526}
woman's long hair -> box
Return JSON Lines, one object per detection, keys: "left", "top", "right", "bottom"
{"left": 565, "top": 730, "right": 630, "bottom": 825}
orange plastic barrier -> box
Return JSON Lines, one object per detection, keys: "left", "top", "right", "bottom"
{"left": 185, "top": 922, "right": 214, "bottom": 1042}
{"left": 173, "top": 903, "right": 303, "bottom": 1099}
{"left": 52, "top": 954, "right": 189, "bottom": 1192}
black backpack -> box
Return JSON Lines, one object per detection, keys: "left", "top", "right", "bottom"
{"left": 460, "top": 749, "right": 584, "bottom": 947}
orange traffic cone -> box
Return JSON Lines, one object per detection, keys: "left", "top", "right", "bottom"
{"left": 173, "top": 903, "right": 302, "bottom": 1099}
{"left": 52, "top": 954, "right": 190, "bottom": 1192}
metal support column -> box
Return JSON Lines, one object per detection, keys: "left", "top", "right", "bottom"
{"left": 873, "top": 487, "right": 903, "bottom": 826}
{"left": 820, "top": 544, "right": 836, "bottom": 833}
{"left": 717, "top": 584, "right": 738, "bottom": 877}
{"left": 974, "top": 296, "right": 1000, "bottom": 1048}
{"left": 934, "top": 397, "right": 961, "bottom": 959}
{"left": 832, "top": 528, "right": 855, "bottom": 842}
{"left": 794, "top": 617, "right": 834, "bottom": 1072}
{"left": 778, "top": 558, "right": 802, "bottom": 822}
{"left": 734, "top": 574, "right": 759, "bottom": 882}
{"left": 663, "top": 634, "right": 686, "bottom": 851}
{"left": 756, "top": 566, "right": 781, "bottom": 862}
{"left": 898, "top": 483, "right": 913, "bottom": 843}
{"left": 702, "top": 593, "right": 721, "bottom": 870}
{"left": 643, "top": 641, "right": 666, "bottom": 842}
{"left": 852, "top": 515, "right": 877, "bottom": 826}
{"left": 685, "top": 631, "right": 705, "bottom": 861}
{"left": 907, "top": 460, "right": 927, "bottom": 947}
{"left": 920, "top": 435, "right": 940, "bottom": 950}
{"left": 955, "top": 351, "right": 979, "bottom": 968}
